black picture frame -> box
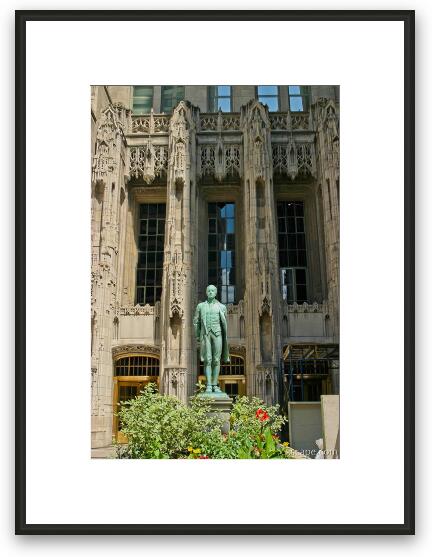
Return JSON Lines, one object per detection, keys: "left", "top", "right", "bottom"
{"left": 15, "top": 9, "right": 415, "bottom": 535}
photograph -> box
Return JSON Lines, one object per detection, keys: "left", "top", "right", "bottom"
{"left": 90, "top": 84, "right": 340, "bottom": 460}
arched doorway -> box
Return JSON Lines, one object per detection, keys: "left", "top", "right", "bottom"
{"left": 113, "top": 353, "right": 160, "bottom": 443}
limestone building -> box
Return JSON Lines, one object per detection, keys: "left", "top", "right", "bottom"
{"left": 91, "top": 85, "right": 340, "bottom": 448}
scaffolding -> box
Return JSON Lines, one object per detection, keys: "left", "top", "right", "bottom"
{"left": 280, "top": 344, "right": 339, "bottom": 405}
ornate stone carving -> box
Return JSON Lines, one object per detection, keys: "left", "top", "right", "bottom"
{"left": 291, "top": 113, "right": 310, "bottom": 130}
{"left": 269, "top": 114, "right": 288, "bottom": 130}
{"left": 119, "top": 304, "right": 156, "bottom": 316}
{"left": 287, "top": 301, "right": 322, "bottom": 313}
{"left": 92, "top": 106, "right": 122, "bottom": 184}
{"left": 112, "top": 344, "right": 160, "bottom": 357}
{"left": 225, "top": 145, "right": 241, "bottom": 177}
{"left": 129, "top": 144, "right": 168, "bottom": 182}
{"left": 228, "top": 344, "right": 246, "bottom": 357}
{"left": 222, "top": 114, "right": 240, "bottom": 130}
{"left": 163, "top": 367, "right": 187, "bottom": 397}
{"left": 168, "top": 249, "right": 186, "bottom": 319}
{"left": 131, "top": 112, "right": 170, "bottom": 134}
{"left": 272, "top": 141, "right": 315, "bottom": 179}
{"left": 132, "top": 116, "right": 151, "bottom": 133}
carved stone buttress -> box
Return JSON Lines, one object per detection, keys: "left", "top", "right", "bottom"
{"left": 160, "top": 102, "right": 199, "bottom": 402}
{"left": 314, "top": 98, "right": 340, "bottom": 339}
{"left": 240, "top": 101, "right": 282, "bottom": 403}
{"left": 91, "top": 105, "right": 127, "bottom": 445}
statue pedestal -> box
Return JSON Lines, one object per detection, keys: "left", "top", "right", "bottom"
{"left": 198, "top": 394, "right": 233, "bottom": 434}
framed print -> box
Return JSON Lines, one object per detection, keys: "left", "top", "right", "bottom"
{"left": 16, "top": 10, "right": 414, "bottom": 534}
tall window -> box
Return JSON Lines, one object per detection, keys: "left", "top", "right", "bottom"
{"left": 277, "top": 201, "right": 308, "bottom": 303}
{"left": 161, "top": 86, "right": 185, "bottom": 113}
{"left": 208, "top": 202, "right": 236, "bottom": 304}
{"left": 136, "top": 203, "right": 166, "bottom": 305}
{"left": 132, "top": 86, "right": 153, "bottom": 114}
{"left": 288, "top": 85, "right": 311, "bottom": 112}
{"left": 208, "top": 85, "right": 232, "bottom": 112}
{"left": 257, "top": 85, "right": 279, "bottom": 111}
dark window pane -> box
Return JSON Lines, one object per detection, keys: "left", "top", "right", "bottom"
{"left": 288, "top": 234, "right": 297, "bottom": 249}
{"left": 297, "top": 234, "right": 306, "bottom": 250}
{"left": 139, "top": 236, "right": 147, "bottom": 251}
{"left": 208, "top": 235, "right": 216, "bottom": 249}
{"left": 296, "top": 268, "right": 306, "bottom": 284}
{"left": 279, "top": 251, "right": 288, "bottom": 267}
{"left": 209, "top": 219, "right": 216, "bottom": 233}
{"left": 156, "top": 236, "right": 164, "bottom": 250}
{"left": 286, "top": 203, "right": 295, "bottom": 216}
{"left": 136, "top": 288, "right": 145, "bottom": 305}
{"left": 136, "top": 203, "right": 166, "bottom": 305}
{"left": 295, "top": 202, "right": 304, "bottom": 216}
{"left": 296, "top": 217, "right": 304, "bottom": 232}
{"left": 226, "top": 234, "right": 235, "bottom": 250}
{"left": 155, "top": 251, "right": 164, "bottom": 266}
{"left": 137, "top": 270, "right": 146, "bottom": 286}
{"left": 287, "top": 218, "right": 296, "bottom": 233}
{"left": 288, "top": 251, "right": 297, "bottom": 266}
{"left": 278, "top": 218, "right": 286, "bottom": 233}
{"left": 296, "top": 285, "right": 307, "bottom": 302}
{"left": 298, "top": 250, "right": 307, "bottom": 266}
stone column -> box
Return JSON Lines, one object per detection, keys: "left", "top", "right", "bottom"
{"left": 160, "top": 102, "right": 199, "bottom": 402}
{"left": 91, "top": 105, "right": 128, "bottom": 447}
{"left": 240, "top": 101, "right": 283, "bottom": 405}
{"left": 314, "top": 99, "right": 340, "bottom": 340}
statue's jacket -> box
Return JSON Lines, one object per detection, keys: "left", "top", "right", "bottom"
{"left": 193, "top": 300, "right": 230, "bottom": 363}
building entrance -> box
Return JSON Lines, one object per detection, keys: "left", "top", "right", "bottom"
{"left": 112, "top": 353, "right": 160, "bottom": 443}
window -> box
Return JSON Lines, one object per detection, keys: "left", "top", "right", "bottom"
{"left": 257, "top": 85, "right": 279, "bottom": 111}
{"left": 132, "top": 86, "right": 153, "bottom": 114}
{"left": 161, "top": 86, "right": 185, "bottom": 113}
{"left": 288, "top": 85, "right": 311, "bottom": 112}
{"left": 208, "top": 202, "right": 236, "bottom": 304}
{"left": 208, "top": 85, "right": 232, "bottom": 112}
{"left": 199, "top": 354, "right": 244, "bottom": 376}
{"left": 115, "top": 355, "right": 160, "bottom": 377}
{"left": 136, "top": 203, "right": 166, "bottom": 305}
{"left": 277, "top": 201, "right": 308, "bottom": 303}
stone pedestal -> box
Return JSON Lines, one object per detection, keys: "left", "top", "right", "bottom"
{"left": 200, "top": 395, "right": 233, "bottom": 434}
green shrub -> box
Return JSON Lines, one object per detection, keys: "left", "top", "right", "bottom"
{"left": 116, "top": 385, "right": 293, "bottom": 459}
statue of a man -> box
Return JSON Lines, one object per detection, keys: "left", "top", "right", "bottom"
{"left": 193, "top": 285, "right": 230, "bottom": 395}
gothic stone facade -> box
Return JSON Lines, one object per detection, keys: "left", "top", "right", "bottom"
{"left": 91, "top": 85, "right": 340, "bottom": 448}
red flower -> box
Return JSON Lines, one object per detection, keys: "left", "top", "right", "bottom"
{"left": 255, "top": 408, "right": 270, "bottom": 422}
{"left": 198, "top": 455, "right": 209, "bottom": 459}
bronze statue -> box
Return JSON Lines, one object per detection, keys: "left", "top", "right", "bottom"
{"left": 193, "top": 285, "right": 230, "bottom": 395}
